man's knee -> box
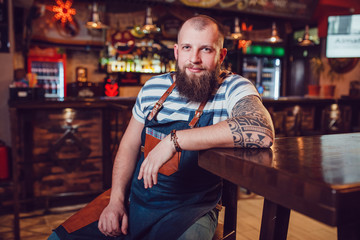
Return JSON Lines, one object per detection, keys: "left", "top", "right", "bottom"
{"left": 177, "top": 209, "right": 218, "bottom": 240}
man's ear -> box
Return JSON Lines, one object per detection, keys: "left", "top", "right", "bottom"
{"left": 174, "top": 44, "right": 179, "bottom": 60}
{"left": 219, "top": 48, "right": 227, "bottom": 64}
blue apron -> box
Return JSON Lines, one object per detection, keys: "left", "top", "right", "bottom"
{"left": 54, "top": 83, "right": 222, "bottom": 240}
{"left": 127, "top": 100, "right": 222, "bottom": 239}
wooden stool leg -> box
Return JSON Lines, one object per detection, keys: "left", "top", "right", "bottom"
{"left": 338, "top": 222, "right": 360, "bottom": 240}
{"left": 260, "top": 199, "right": 290, "bottom": 240}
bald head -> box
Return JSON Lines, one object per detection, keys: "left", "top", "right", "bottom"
{"left": 178, "top": 15, "right": 225, "bottom": 48}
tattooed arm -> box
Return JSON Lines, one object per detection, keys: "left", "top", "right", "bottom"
{"left": 138, "top": 95, "right": 274, "bottom": 187}
{"left": 226, "top": 95, "right": 274, "bottom": 148}
{"left": 161, "top": 95, "right": 274, "bottom": 151}
{"left": 139, "top": 94, "right": 274, "bottom": 154}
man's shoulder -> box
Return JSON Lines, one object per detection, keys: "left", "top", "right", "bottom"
{"left": 215, "top": 72, "right": 259, "bottom": 100}
{"left": 219, "top": 73, "right": 253, "bottom": 89}
{"left": 136, "top": 73, "right": 173, "bottom": 104}
{"left": 143, "top": 72, "right": 173, "bottom": 87}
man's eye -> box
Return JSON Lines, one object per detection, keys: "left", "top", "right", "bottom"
{"left": 203, "top": 48, "right": 212, "bottom": 52}
{"left": 182, "top": 46, "right": 190, "bottom": 50}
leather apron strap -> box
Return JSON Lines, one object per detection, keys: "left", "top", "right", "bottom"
{"left": 147, "top": 82, "right": 176, "bottom": 121}
{"left": 188, "top": 101, "right": 207, "bottom": 128}
{"left": 147, "top": 81, "right": 207, "bottom": 128}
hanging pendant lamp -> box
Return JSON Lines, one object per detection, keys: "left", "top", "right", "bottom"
{"left": 86, "top": 2, "right": 108, "bottom": 29}
{"left": 227, "top": 17, "right": 243, "bottom": 40}
{"left": 141, "top": 7, "right": 160, "bottom": 34}
{"left": 266, "top": 22, "right": 282, "bottom": 43}
{"left": 298, "top": 25, "right": 314, "bottom": 46}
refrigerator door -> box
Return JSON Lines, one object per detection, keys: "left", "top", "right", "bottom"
{"left": 242, "top": 56, "right": 281, "bottom": 98}
{"left": 262, "top": 58, "right": 281, "bottom": 99}
{"left": 28, "top": 58, "right": 66, "bottom": 98}
{"left": 242, "top": 56, "right": 261, "bottom": 87}
{"left": 27, "top": 47, "right": 67, "bottom": 99}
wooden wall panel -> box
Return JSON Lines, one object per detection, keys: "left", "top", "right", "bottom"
{"left": 22, "top": 108, "right": 103, "bottom": 198}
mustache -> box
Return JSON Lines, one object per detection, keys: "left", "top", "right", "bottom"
{"left": 185, "top": 63, "right": 206, "bottom": 70}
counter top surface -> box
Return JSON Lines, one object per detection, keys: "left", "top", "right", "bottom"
{"left": 199, "top": 133, "right": 360, "bottom": 226}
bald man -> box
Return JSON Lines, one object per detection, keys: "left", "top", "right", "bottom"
{"left": 49, "top": 15, "right": 274, "bottom": 240}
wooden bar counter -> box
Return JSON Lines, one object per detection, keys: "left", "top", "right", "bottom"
{"left": 199, "top": 133, "right": 360, "bottom": 240}
{"left": 7, "top": 95, "right": 359, "bottom": 207}
{"left": 6, "top": 96, "right": 360, "bottom": 239}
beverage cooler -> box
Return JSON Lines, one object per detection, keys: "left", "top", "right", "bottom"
{"left": 242, "top": 56, "right": 281, "bottom": 98}
{"left": 27, "top": 48, "right": 66, "bottom": 98}
{"left": 239, "top": 45, "right": 284, "bottom": 99}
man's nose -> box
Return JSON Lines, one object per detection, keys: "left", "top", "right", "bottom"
{"left": 189, "top": 50, "right": 201, "bottom": 64}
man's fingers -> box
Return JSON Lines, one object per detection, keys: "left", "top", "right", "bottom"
{"left": 137, "top": 162, "right": 145, "bottom": 180}
{"left": 121, "top": 214, "right": 129, "bottom": 235}
{"left": 152, "top": 172, "right": 158, "bottom": 185}
{"left": 110, "top": 216, "right": 120, "bottom": 235}
{"left": 145, "top": 166, "right": 152, "bottom": 188}
{"left": 98, "top": 221, "right": 104, "bottom": 233}
{"left": 138, "top": 156, "right": 160, "bottom": 188}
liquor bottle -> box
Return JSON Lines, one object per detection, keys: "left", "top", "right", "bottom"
{"left": 31, "top": 62, "right": 38, "bottom": 76}
{"left": 55, "top": 80, "right": 60, "bottom": 95}
{"left": 53, "top": 64, "right": 59, "bottom": 76}
{"left": 43, "top": 80, "right": 50, "bottom": 95}
{"left": 50, "top": 80, "right": 57, "bottom": 94}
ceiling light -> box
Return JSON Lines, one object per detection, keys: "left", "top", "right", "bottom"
{"left": 141, "top": 7, "right": 160, "bottom": 34}
{"left": 86, "top": 2, "right": 108, "bottom": 29}
{"left": 298, "top": 25, "right": 314, "bottom": 46}
{"left": 266, "top": 22, "right": 282, "bottom": 43}
{"left": 227, "top": 17, "right": 243, "bottom": 40}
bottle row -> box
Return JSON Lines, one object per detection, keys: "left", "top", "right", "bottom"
{"left": 102, "top": 54, "right": 176, "bottom": 74}
{"left": 37, "top": 79, "right": 61, "bottom": 96}
{"left": 30, "top": 62, "right": 60, "bottom": 77}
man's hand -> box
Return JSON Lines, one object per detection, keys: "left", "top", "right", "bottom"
{"left": 98, "top": 201, "right": 128, "bottom": 237}
{"left": 137, "top": 135, "right": 176, "bottom": 188}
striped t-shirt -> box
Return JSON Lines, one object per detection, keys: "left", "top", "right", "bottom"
{"left": 132, "top": 72, "right": 259, "bottom": 125}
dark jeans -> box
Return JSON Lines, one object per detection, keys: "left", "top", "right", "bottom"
{"left": 48, "top": 209, "right": 219, "bottom": 240}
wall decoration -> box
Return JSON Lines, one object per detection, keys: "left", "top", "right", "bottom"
{"left": 111, "top": 30, "right": 135, "bottom": 54}
{"left": 47, "top": 0, "right": 76, "bottom": 27}
{"left": 180, "top": 0, "right": 220, "bottom": 8}
{"left": 31, "top": 1, "right": 104, "bottom": 45}
{"left": 76, "top": 67, "right": 88, "bottom": 82}
{"left": 176, "top": 0, "right": 318, "bottom": 20}
{"left": 328, "top": 58, "right": 359, "bottom": 74}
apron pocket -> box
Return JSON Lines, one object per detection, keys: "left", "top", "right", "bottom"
{"left": 144, "top": 133, "right": 181, "bottom": 176}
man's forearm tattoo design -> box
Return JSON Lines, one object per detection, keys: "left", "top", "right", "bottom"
{"left": 226, "top": 95, "right": 274, "bottom": 148}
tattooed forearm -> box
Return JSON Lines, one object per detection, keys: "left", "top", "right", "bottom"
{"left": 226, "top": 95, "right": 274, "bottom": 148}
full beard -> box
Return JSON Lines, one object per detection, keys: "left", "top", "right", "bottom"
{"left": 175, "top": 62, "right": 220, "bottom": 102}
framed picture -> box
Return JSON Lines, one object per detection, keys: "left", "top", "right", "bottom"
{"left": 76, "top": 67, "right": 88, "bottom": 82}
